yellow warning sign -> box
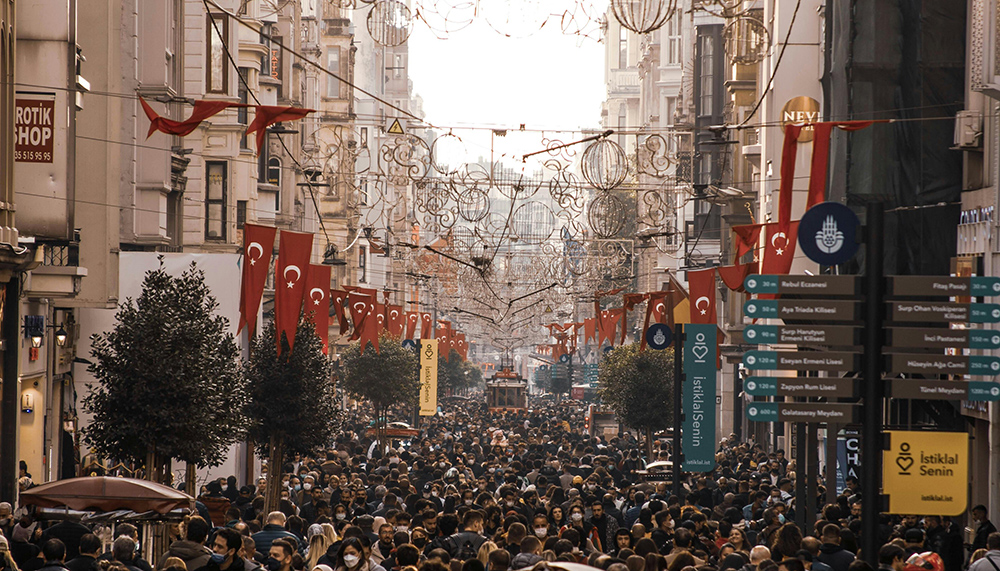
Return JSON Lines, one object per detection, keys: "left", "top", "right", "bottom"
{"left": 387, "top": 119, "right": 404, "bottom": 135}
{"left": 882, "top": 430, "right": 968, "bottom": 516}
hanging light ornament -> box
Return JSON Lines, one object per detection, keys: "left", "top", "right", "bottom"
{"left": 367, "top": 0, "right": 414, "bottom": 46}
{"left": 581, "top": 138, "right": 629, "bottom": 191}
{"left": 723, "top": 12, "right": 769, "bottom": 64}
{"left": 610, "top": 0, "right": 678, "bottom": 34}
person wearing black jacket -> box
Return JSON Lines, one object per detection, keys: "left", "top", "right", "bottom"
{"left": 65, "top": 535, "right": 101, "bottom": 571}
{"left": 36, "top": 540, "right": 69, "bottom": 571}
{"left": 194, "top": 528, "right": 246, "bottom": 571}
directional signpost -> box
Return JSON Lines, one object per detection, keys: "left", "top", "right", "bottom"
{"left": 744, "top": 376, "right": 856, "bottom": 398}
{"left": 745, "top": 402, "right": 859, "bottom": 423}
{"left": 888, "top": 276, "right": 1000, "bottom": 297}
{"left": 890, "top": 301, "right": 1000, "bottom": 323}
{"left": 744, "top": 299, "right": 859, "bottom": 321}
{"left": 888, "top": 379, "right": 1000, "bottom": 401}
{"left": 887, "top": 327, "right": 1000, "bottom": 349}
{"left": 745, "top": 324, "right": 859, "bottom": 345}
{"left": 744, "top": 350, "right": 860, "bottom": 371}
{"left": 745, "top": 274, "right": 859, "bottom": 296}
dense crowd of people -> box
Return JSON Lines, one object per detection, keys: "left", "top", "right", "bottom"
{"left": 1, "top": 401, "right": 998, "bottom": 571}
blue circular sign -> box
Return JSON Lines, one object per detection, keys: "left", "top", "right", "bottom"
{"left": 402, "top": 339, "right": 417, "bottom": 350}
{"left": 603, "top": 346, "right": 614, "bottom": 355}
{"left": 645, "top": 323, "right": 673, "bottom": 350}
{"left": 797, "top": 201, "right": 860, "bottom": 266}
{"left": 558, "top": 353, "right": 570, "bottom": 363}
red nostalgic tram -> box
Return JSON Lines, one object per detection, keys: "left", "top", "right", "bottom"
{"left": 485, "top": 366, "right": 528, "bottom": 411}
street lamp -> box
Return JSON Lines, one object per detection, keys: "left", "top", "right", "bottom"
{"left": 55, "top": 326, "right": 68, "bottom": 347}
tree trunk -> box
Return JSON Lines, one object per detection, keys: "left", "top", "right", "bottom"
{"left": 145, "top": 450, "right": 157, "bottom": 482}
{"left": 264, "top": 435, "right": 285, "bottom": 514}
{"left": 644, "top": 427, "right": 653, "bottom": 460}
{"left": 185, "top": 464, "right": 197, "bottom": 497}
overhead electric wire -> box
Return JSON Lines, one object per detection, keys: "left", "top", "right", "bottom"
{"left": 737, "top": 0, "right": 801, "bottom": 127}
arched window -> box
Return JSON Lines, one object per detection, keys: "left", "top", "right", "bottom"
{"left": 267, "top": 157, "right": 280, "bottom": 185}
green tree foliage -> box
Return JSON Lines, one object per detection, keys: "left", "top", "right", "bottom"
{"left": 245, "top": 317, "right": 336, "bottom": 511}
{"left": 83, "top": 260, "right": 247, "bottom": 480}
{"left": 598, "top": 343, "right": 674, "bottom": 437}
{"left": 340, "top": 333, "right": 419, "bottom": 433}
{"left": 437, "top": 351, "right": 483, "bottom": 395}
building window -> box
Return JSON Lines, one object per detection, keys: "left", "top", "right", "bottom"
{"left": 260, "top": 25, "right": 272, "bottom": 77}
{"left": 267, "top": 157, "right": 281, "bottom": 186}
{"left": 360, "top": 127, "right": 368, "bottom": 148}
{"left": 666, "top": 14, "right": 681, "bottom": 64}
{"left": 207, "top": 14, "right": 229, "bottom": 94}
{"left": 359, "top": 245, "right": 367, "bottom": 282}
{"left": 237, "top": 200, "right": 247, "bottom": 229}
{"left": 699, "top": 34, "right": 714, "bottom": 115}
{"left": 665, "top": 96, "right": 677, "bottom": 127}
{"left": 618, "top": 26, "right": 628, "bottom": 69}
{"left": 618, "top": 105, "right": 627, "bottom": 146}
{"left": 238, "top": 68, "right": 249, "bottom": 149}
{"left": 326, "top": 48, "right": 340, "bottom": 98}
{"left": 393, "top": 54, "right": 403, "bottom": 78}
{"left": 206, "top": 161, "right": 227, "bottom": 240}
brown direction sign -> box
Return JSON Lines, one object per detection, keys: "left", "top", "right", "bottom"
{"left": 744, "top": 300, "right": 859, "bottom": 321}
{"left": 744, "top": 275, "right": 859, "bottom": 296}
{"left": 890, "top": 379, "right": 970, "bottom": 400}
{"left": 778, "top": 403, "right": 859, "bottom": 423}
{"left": 773, "top": 377, "right": 856, "bottom": 397}
{"left": 889, "top": 275, "right": 1000, "bottom": 297}
{"left": 887, "top": 328, "right": 1000, "bottom": 349}
{"left": 744, "top": 324, "right": 860, "bottom": 345}
{"left": 743, "top": 350, "right": 860, "bottom": 371}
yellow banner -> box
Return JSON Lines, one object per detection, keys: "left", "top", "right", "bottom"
{"left": 419, "top": 339, "right": 438, "bottom": 416}
{"left": 883, "top": 430, "right": 968, "bottom": 516}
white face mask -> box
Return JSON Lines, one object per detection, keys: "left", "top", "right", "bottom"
{"left": 465, "top": 499, "right": 473, "bottom": 506}
{"left": 343, "top": 555, "right": 360, "bottom": 568}
{"left": 303, "top": 483, "right": 312, "bottom": 491}
{"left": 534, "top": 528, "right": 548, "bottom": 538}
{"left": 396, "top": 526, "right": 408, "bottom": 533}
{"left": 571, "top": 513, "right": 583, "bottom": 523}
{"left": 336, "top": 513, "right": 347, "bottom": 521}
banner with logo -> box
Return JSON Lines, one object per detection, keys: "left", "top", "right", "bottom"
{"left": 419, "top": 339, "right": 438, "bottom": 416}
{"left": 683, "top": 324, "right": 717, "bottom": 472}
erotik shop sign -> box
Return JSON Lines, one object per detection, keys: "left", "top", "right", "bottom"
{"left": 15, "top": 98, "right": 55, "bottom": 163}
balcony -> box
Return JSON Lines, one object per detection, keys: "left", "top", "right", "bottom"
{"left": 24, "top": 241, "right": 88, "bottom": 298}
{"left": 609, "top": 68, "right": 640, "bottom": 96}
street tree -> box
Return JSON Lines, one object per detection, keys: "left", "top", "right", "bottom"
{"left": 245, "top": 317, "right": 336, "bottom": 512}
{"left": 340, "top": 333, "right": 419, "bottom": 444}
{"left": 437, "top": 350, "right": 483, "bottom": 396}
{"left": 83, "top": 260, "right": 248, "bottom": 484}
{"left": 598, "top": 343, "right": 674, "bottom": 457}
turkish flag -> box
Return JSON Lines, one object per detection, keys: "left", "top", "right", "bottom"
{"left": 247, "top": 106, "right": 314, "bottom": 155}
{"left": 584, "top": 318, "right": 596, "bottom": 344}
{"left": 732, "top": 223, "right": 764, "bottom": 261}
{"left": 139, "top": 97, "right": 244, "bottom": 138}
{"left": 688, "top": 268, "right": 717, "bottom": 325}
{"left": 348, "top": 294, "right": 380, "bottom": 354}
{"left": 437, "top": 323, "right": 452, "bottom": 360}
{"left": 386, "top": 305, "right": 405, "bottom": 338}
{"left": 622, "top": 293, "right": 649, "bottom": 344}
{"left": 761, "top": 221, "right": 800, "bottom": 277}
{"left": 238, "top": 223, "right": 276, "bottom": 337}
{"left": 718, "top": 263, "right": 756, "bottom": 292}
{"left": 375, "top": 303, "right": 386, "bottom": 332}
{"left": 274, "top": 230, "right": 313, "bottom": 354}
{"left": 454, "top": 334, "right": 468, "bottom": 360}
{"left": 420, "top": 313, "right": 433, "bottom": 339}
{"left": 405, "top": 312, "right": 419, "bottom": 340}
{"left": 639, "top": 291, "right": 670, "bottom": 351}
{"left": 304, "top": 264, "right": 331, "bottom": 354}
{"left": 598, "top": 308, "right": 624, "bottom": 346}
{"left": 331, "top": 290, "right": 349, "bottom": 335}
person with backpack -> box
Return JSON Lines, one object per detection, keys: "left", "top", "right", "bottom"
{"left": 445, "top": 512, "right": 486, "bottom": 562}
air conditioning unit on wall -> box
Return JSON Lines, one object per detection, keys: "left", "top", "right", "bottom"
{"left": 954, "top": 110, "right": 983, "bottom": 149}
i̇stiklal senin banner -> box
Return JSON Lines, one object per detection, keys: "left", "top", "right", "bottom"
{"left": 683, "top": 324, "right": 717, "bottom": 472}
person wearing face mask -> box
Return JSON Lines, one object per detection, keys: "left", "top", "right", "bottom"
{"left": 530, "top": 515, "right": 552, "bottom": 541}
{"left": 194, "top": 529, "right": 246, "bottom": 571}
{"left": 265, "top": 540, "right": 295, "bottom": 571}
{"left": 650, "top": 510, "right": 675, "bottom": 554}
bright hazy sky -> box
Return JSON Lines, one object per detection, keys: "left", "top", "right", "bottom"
{"left": 407, "top": 11, "right": 608, "bottom": 164}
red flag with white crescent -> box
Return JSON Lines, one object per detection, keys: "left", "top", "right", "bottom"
{"left": 348, "top": 294, "right": 380, "bottom": 353}
{"left": 420, "top": 313, "right": 433, "bottom": 339}
{"left": 274, "top": 230, "right": 313, "bottom": 354}
{"left": 304, "top": 264, "right": 331, "bottom": 354}
{"left": 454, "top": 334, "right": 468, "bottom": 360}
{"left": 238, "top": 223, "right": 276, "bottom": 337}
{"left": 375, "top": 303, "right": 386, "bottom": 332}
{"left": 404, "top": 311, "right": 419, "bottom": 340}
{"left": 331, "top": 290, "right": 349, "bottom": 335}
{"left": 598, "top": 308, "right": 624, "bottom": 346}
{"left": 584, "top": 318, "right": 596, "bottom": 344}
{"left": 761, "top": 221, "right": 800, "bottom": 276}
{"left": 386, "top": 305, "right": 405, "bottom": 338}
{"left": 688, "top": 268, "right": 717, "bottom": 325}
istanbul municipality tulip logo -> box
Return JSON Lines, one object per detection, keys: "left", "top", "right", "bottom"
{"left": 816, "top": 215, "right": 845, "bottom": 254}
{"left": 653, "top": 330, "right": 666, "bottom": 346}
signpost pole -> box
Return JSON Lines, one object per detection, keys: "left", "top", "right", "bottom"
{"left": 673, "top": 324, "right": 684, "bottom": 499}
{"left": 861, "top": 202, "right": 884, "bottom": 567}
